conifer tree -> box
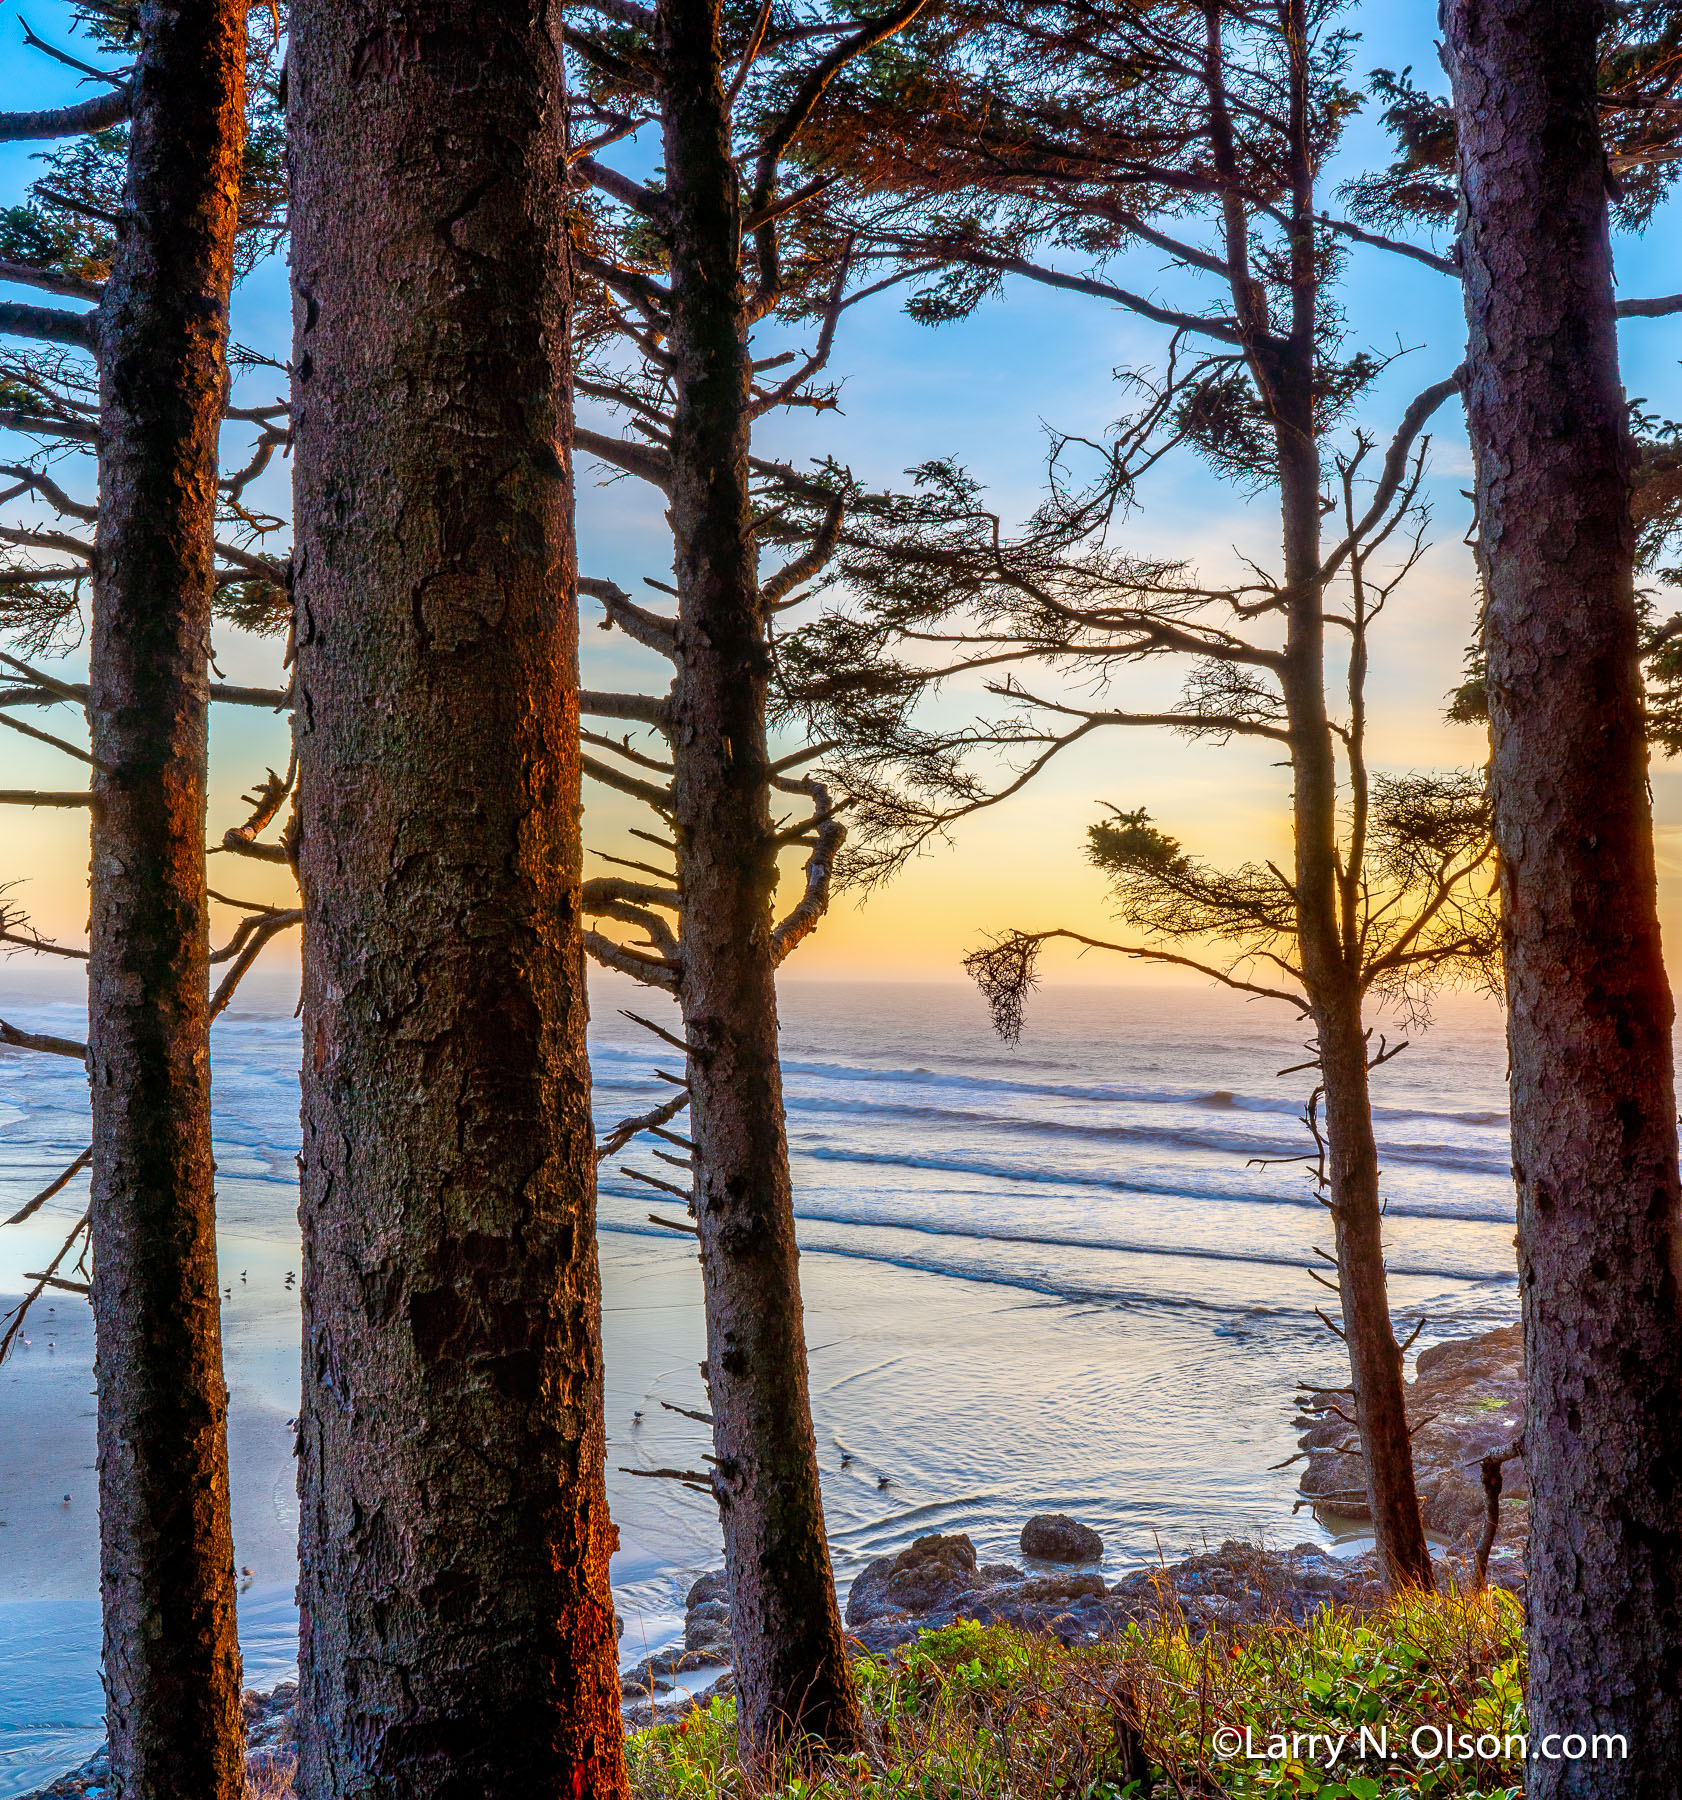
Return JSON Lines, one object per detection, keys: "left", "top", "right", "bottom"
{"left": 1443, "top": 2, "right": 1682, "bottom": 1791}
{"left": 0, "top": 4, "right": 274, "bottom": 1789}
{"left": 567, "top": 0, "right": 929, "bottom": 1754}
{"left": 287, "top": 2, "right": 627, "bottom": 1791}
{"left": 786, "top": 0, "right": 1481, "bottom": 1588}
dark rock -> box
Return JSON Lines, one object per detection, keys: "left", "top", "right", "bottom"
{"left": 21, "top": 1683, "right": 302, "bottom": 1799}
{"left": 1298, "top": 1323, "right": 1526, "bottom": 1581}
{"left": 684, "top": 1597, "right": 732, "bottom": 1655}
{"left": 1020, "top": 1513, "right": 1104, "bottom": 1563}
{"left": 623, "top": 1668, "right": 735, "bottom": 1734}
{"left": 685, "top": 1569, "right": 729, "bottom": 1610}
{"left": 622, "top": 1644, "right": 727, "bottom": 1699}
{"left": 16, "top": 1745, "right": 108, "bottom": 1800}
{"left": 845, "top": 1532, "right": 980, "bottom": 1627}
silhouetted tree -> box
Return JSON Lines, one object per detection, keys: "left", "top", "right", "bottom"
{"left": 1443, "top": 1, "right": 1682, "bottom": 1792}
{"left": 286, "top": 2, "right": 627, "bottom": 1793}
{"left": 566, "top": 0, "right": 931, "bottom": 1756}
{"left": 787, "top": 0, "right": 1481, "bottom": 1589}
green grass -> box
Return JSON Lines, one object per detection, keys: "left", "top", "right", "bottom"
{"left": 629, "top": 1587, "right": 1527, "bottom": 1800}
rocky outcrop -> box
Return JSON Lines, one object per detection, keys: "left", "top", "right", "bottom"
{"left": 838, "top": 1530, "right": 1385, "bottom": 1652}
{"left": 1297, "top": 1324, "right": 1526, "bottom": 1583}
{"left": 19, "top": 1686, "right": 297, "bottom": 1800}
{"left": 1020, "top": 1514, "right": 1104, "bottom": 1563}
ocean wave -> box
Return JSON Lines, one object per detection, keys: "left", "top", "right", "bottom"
{"left": 794, "top": 1129, "right": 1513, "bottom": 1190}
{"left": 597, "top": 1214, "right": 1494, "bottom": 1320}
{"left": 769, "top": 1053, "right": 1511, "bottom": 1132}
{"left": 774, "top": 1201, "right": 1518, "bottom": 1284}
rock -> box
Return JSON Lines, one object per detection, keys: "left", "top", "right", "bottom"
{"left": 622, "top": 1644, "right": 726, "bottom": 1699}
{"left": 685, "top": 1596, "right": 732, "bottom": 1655}
{"left": 685, "top": 1569, "right": 729, "bottom": 1610}
{"left": 623, "top": 1669, "right": 735, "bottom": 1734}
{"left": 845, "top": 1532, "right": 980, "bottom": 1626}
{"left": 22, "top": 1684, "right": 301, "bottom": 1799}
{"left": 1297, "top": 1323, "right": 1527, "bottom": 1580}
{"left": 1020, "top": 1514, "right": 1104, "bottom": 1563}
{"left": 1107, "top": 1540, "right": 1389, "bottom": 1628}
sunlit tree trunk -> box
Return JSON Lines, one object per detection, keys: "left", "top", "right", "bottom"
{"left": 1444, "top": 0, "right": 1682, "bottom": 1789}
{"left": 287, "top": 3, "right": 628, "bottom": 1791}
{"left": 87, "top": 0, "right": 249, "bottom": 1790}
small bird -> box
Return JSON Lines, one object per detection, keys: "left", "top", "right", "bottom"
{"left": 877, "top": 1475, "right": 891, "bottom": 1490}
{"left": 61, "top": 1494, "right": 70, "bottom": 1506}
{"left": 240, "top": 1271, "right": 247, "bottom": 1284}
{"left": 632, "top": 1410, "right": 644, "bottom": 1425}
{"left": 840, "top": 1452, "right": 853, "bottom": 1468}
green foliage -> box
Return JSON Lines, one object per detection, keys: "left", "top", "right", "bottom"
{"left": 629, "top": 1591, "right": 1527, "bottom": 1800}
{"left": 1086, "top": 808, "right": 1186, "bottom": 879}
{"left": 1346, "top": 5, "right": 1682, "bottom": 238}
{"left": 1341, "top": 68, "right": 1457, "bottom": 233}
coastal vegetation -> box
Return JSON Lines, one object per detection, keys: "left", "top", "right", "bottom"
{"left": 628, "top": 1594, "right": 1530, "bottom": 1800}
{"left": 2, "top": 0, "right": 1682, "bottom": 1797}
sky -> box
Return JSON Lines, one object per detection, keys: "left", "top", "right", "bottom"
{"left": 4, "top": 3, "right": 1682, "bottom": 995}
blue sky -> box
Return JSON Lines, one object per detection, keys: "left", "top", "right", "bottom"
{"left": 4, "top": 1, "right": 1681, "bottom": 983}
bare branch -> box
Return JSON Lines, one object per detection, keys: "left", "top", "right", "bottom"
{"left": 581, "top": 752, "right": 674, "bottom": 812}
{"left": 0, "top": 1016, "right": 87, "bottom": 1058}
{"left": 575, "top": 424, "right": 673, "bottom": 489}
{"left": 209, "top": 912, "right": 301, "bottom": 1022}
{"left": 3, "top": 1146, "right": 90, "bottom": 1226}
{"left": 0, "top": 260, "right": 103, "bottom": 302}
{"left": 0, "top": 710, "right": 94, "bottom": 765}
{"left": 1618, "top": 293, "right": 1682, "bottom": 318}
{"left": 0, "top": 300, "right": 97, "bottom": 350}
{"left": 595, "top": 1089, "right": 689, "bottom": 1164}
{"left": 0, "top": 84, "right": 131, "bottom": 142}
{"left": 771, "top": 779, "right": 844, "bottom": 966}
{"left": 580, "top": 688, "right": 671, "bottom": 728}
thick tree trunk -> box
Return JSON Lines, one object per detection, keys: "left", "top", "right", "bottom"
{"left": 287, "top": 9, "right": 627, "bottom": 1795}
{"left": 1276, "top": 353, "right": 1434, "bottom": 1592}
{"left": 87, "top": 1, "right": 248, "bottom": 1792}
{"left": 1443, "top": 2, "right": 1682, "bottom": 1789}
{"left": 657, "top": 0, "right": 862, "bottom": 1758}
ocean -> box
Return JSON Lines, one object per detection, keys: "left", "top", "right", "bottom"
{"left": 0, "top": 971, "right": 1519, "bottom": 1795}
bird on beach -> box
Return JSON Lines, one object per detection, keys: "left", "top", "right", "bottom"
{"left": 877, "top": 1474, "right": 892, "bottom": 1490}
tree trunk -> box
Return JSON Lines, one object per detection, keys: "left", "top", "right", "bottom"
{"left": 287, "top": 7, "right": 627, "bottom": 1794}
{"left": 1443, "top": 2, "right": 1682, "bottom": 1789}
{"left": 657, "top": 0, "right": 863, "bottom": 1758}
{"left": 87, "top": 0, "right": 249, "bottom": 1792}
{"left": 1274, "top": 328, "right": 1434, "bottom": 1590}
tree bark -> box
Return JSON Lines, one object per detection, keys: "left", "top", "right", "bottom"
{"left": 657, "top": 0, "right": 863, "bottom": 1757}
{"left": 287, "top": 6, "right": 627, "bottom": 1794}
{"left": 86, "top": 0, "right": 248, "bottom": 1792}
{"left": 1443, "top": 1, "right": 1682, "bottom": 1789}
